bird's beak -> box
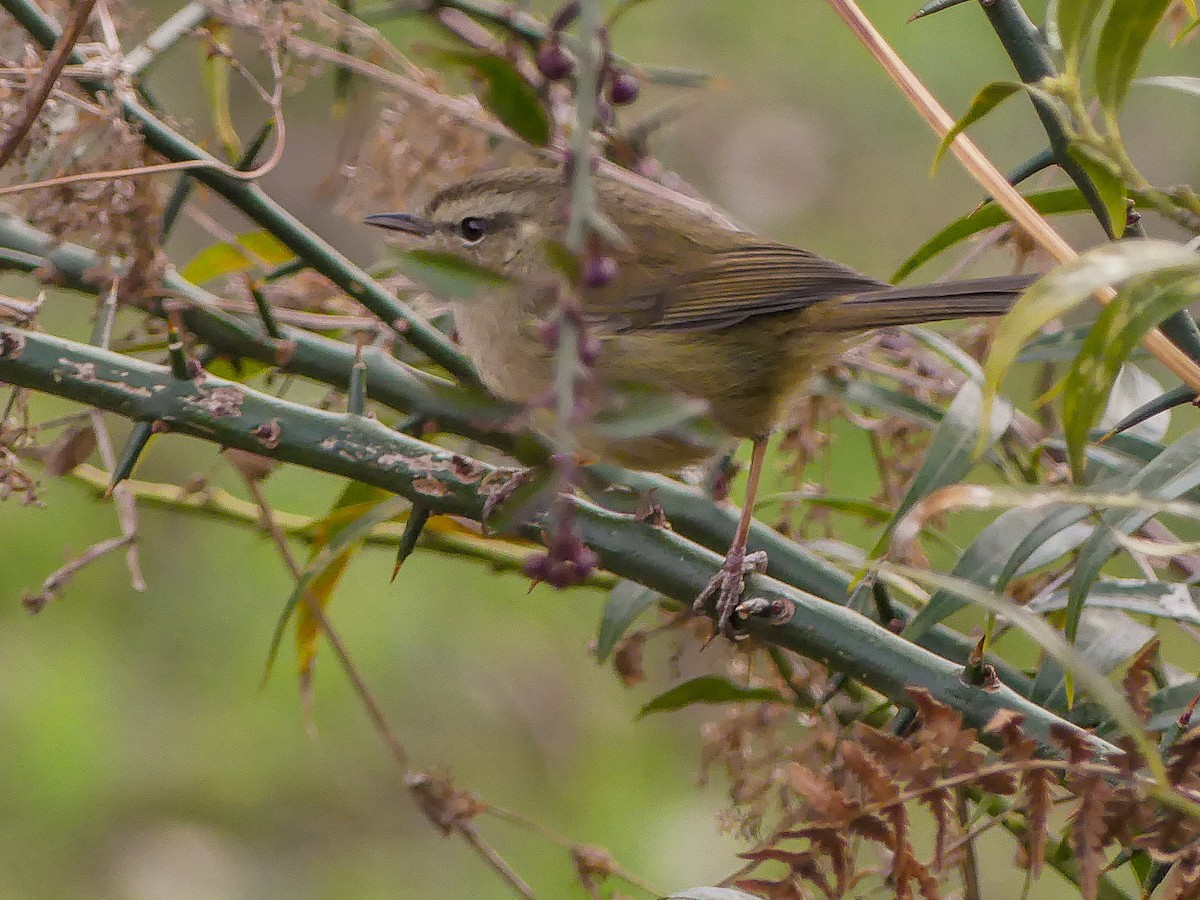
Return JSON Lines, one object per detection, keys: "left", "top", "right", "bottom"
{"left": 363, "top": 212, "right": 434, "bottom": 237}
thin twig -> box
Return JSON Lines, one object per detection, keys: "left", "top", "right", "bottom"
{"left": 0, "top": 0, "right": 99, "bottom": 171}
{"left": 22, "top": 534, "right": 133, "bottom": 611}
{"left": 123, "top": 2, "right": 212, "bottom": 76}
{"left": 89, "top": 413, "right": 146, "bottom": 591}
{"left": 454, "top": 823, "right": 539, "bottom": 900}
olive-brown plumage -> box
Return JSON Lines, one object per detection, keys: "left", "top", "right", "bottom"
{"left": 367, "top": 167, "right": 1030, "bottom": 637}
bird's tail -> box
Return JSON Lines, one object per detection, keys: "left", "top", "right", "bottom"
{"left": 818, "top": 274, "right": 1034, "bottom": 331}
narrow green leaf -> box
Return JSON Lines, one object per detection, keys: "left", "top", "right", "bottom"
{"left": 1031, "top": 577, "right": 1200, "bottom": 625}
{"left": 1098, "top": 365, "right": 1170, "bottom": 442}
{"left": 892, "top": 188, "right": 1092, "bottom": 283}
{"left": 1147, "top": 678, "right": 1200, "bottom": 732}
{"left": 1135, "top": 75, "right": 1200, "bottom": 97}
{"left": 1065, "top": 426, "right": 1200, "bottom": 644}
{"left": 638, "top": 676, "right": 785, "bottom": 717}
{"left": 1057, "top": 0, "right": 1107, "bottom": 69}
{"left": 1030, "top": 608, "right": 1156, "bottom": 706}
{"left": 809, "top": 374, "right": 943, "bottom": 426}
{"left": 897, "top": 380, "right": 1011, "bottom": 527}
{"left": 1062, "top": 270, "right": 1200, "bottom": 479}
{"left": 393, "top": 248, "right": 508, "bottom": 301}
{"left": 433, "top": 50, "right": 551, "bottom": 145}
{"left": 1095, "top": 0, "right": 1173, "bottom": 113}
{"left": 981, "top": 240, "right": 1199, "bottom": 438}
{"left": 596, "top": 580, "right": 657, "bottom": 661}
{"left": 903, "top": 503, "right": 1094, "bottom": 640}
{"left": 589, "top": 383, "right": 727, "bottom": 455}
{"left": 932, "top": 81, "right": 1022, "bottom": 173}
{"left": 1069, "top": 145, "right": 1127, "bottom": 237}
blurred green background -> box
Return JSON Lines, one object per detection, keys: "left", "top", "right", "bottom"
{"left": 2, "top": 1, "right": 1199, "bottom": 898}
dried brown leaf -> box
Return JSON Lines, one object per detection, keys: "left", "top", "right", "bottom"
{"left": 1121, "top": 638, "right": 1160, "bottom": 725}
{"left": 1022, "top": 767, "right": 1053, "bottom": 879}
{"left": 42, "top": 422, "right": 96, "bottom": 475}
{"left": 788, "top": 764, "right": 857, "bottom": 824}
{"left": 1071, "top": 774, "right": 1107, "bottom": 900}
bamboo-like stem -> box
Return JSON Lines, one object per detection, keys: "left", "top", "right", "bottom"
{"left": 824, "top": 0, "right": 1200, "bottom": 394}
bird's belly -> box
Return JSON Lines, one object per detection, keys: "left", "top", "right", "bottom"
{"left": 452, "top": 303, "right": 848, "bottom": 473}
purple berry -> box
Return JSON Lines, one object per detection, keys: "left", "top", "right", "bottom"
{"left": 536, "top": 41, "right": 573, "bottom": 81}
{"left": 582, "top": 254, "right": 618, "bottom": 288}
{"left": 538, "top": 319, "right": 561, "bottom": 347}
{"left": 607, "top": 71, "right": 640, "bottom": 106}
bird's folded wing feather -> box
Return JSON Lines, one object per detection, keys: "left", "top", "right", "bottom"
{"left": 584, "top": 243, "right": 886, "bottom": 333}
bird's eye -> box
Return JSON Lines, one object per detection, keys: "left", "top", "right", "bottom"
{"left": 459, "top": 216, "right": 487, "bottom": 244}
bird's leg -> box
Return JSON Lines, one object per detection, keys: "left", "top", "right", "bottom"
{"left": 694, "top": 436, "right": 769, "bottom": 640}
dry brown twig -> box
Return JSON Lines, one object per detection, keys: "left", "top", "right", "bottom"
{"left": 0, "top": 0, "right": 99, "bottom": 171}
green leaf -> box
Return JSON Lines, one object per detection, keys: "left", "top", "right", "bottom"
{"left": 932, "top": 81, "right": 1022, "bottom": 173}
{"left": 1068, "top": 144, "right": 1128, "bottom": 237}
{"left": 1065, "top": 426, "right": 1200, "bottom": 644}
{"left": 1095, "top": 0, "right": 1173, "bottom": 113}
{"left": 1061, "top": 270, "right": 1200, "bottom": 479}
{"left": 590, "top": 382, "right": 726, "bottom": 452}
{"left": 638, "top": 676, "right": 785, "bottom": 717}
{"left": 981, "top": 240, "right": 1200, "bottom": 439}
{"left": 861, "top": 381, "right": 1010, "bottom": 590}
{"left": 1135, "top": 75, "right": 1200, "bottom": 97}
{"left": 1147, "top": 678, "right": 1200, "bottom": 732}
{"left": 393, "top": 248, "right": 508, "bottom": 301}
{"left": 892, "top": 188, "right": 1093, "bottom": 283}
{"left": 181, "top": 230, "right": 296, "bottom": 284}
{"left": 596, "top": 579, "right": 657, "bottom": 661}
{"left": 896, "top": 380, "right": 1011, "bottom": 528}
{"left": 1030, "top": 608, "right": 1156, "bottom": 706}
{"left": 903, "top": 503, "right": 1094, "bottom": 640}
{"left": 809, "top": 374, "right": 943, "bottom": 427}
{"left": 433, "top": 50, "right": 551, "bottom": 145}
{"left": 1031, "top": 577, "right": 1200, "bottom": 625}
{"left": 1057, "top": 0, "right": 1107, "bottom": 69}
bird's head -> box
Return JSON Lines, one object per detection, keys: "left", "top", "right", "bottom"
{"left": 364, "top": 167, "right": 570, "bottom": 276}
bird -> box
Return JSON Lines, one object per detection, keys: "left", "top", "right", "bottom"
{"left": 366, "top": 166, "right": 1031, "bottom": 639}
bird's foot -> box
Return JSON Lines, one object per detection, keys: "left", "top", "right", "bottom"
{"left": 694, "top": 548, "right": 769, "bottom": 641}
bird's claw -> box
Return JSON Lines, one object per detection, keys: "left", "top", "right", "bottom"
{"left": 694, "top": 549, "right": 769, "bottom": 641}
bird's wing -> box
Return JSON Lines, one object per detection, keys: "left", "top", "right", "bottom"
{"left": 584, "top": 242, "right": 887, "bottom": 333}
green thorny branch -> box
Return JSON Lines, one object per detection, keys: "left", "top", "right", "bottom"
{"left": 0, "top": 322, "right": 1112, "bottom": 756}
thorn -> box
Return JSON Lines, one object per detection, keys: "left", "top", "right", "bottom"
{"left": 243, "top": 273, "right": 283, "bottom": 339}
{"left": 106, "top": 420, "right": 155, "bottom": 496}
{"left": 907, "top": 0, "right": 973, "bottom": 22}
{"left": 89, "top": 280, "right": 119, "bottom": 349}
{"left": 391, "top": 503, "right": 430, "bottom": 582}
{"left": 347, "top": 334, "right": 367, "bottom": 416}
{"left": 165, "top": 307, "right": 191, "bottom": 379}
